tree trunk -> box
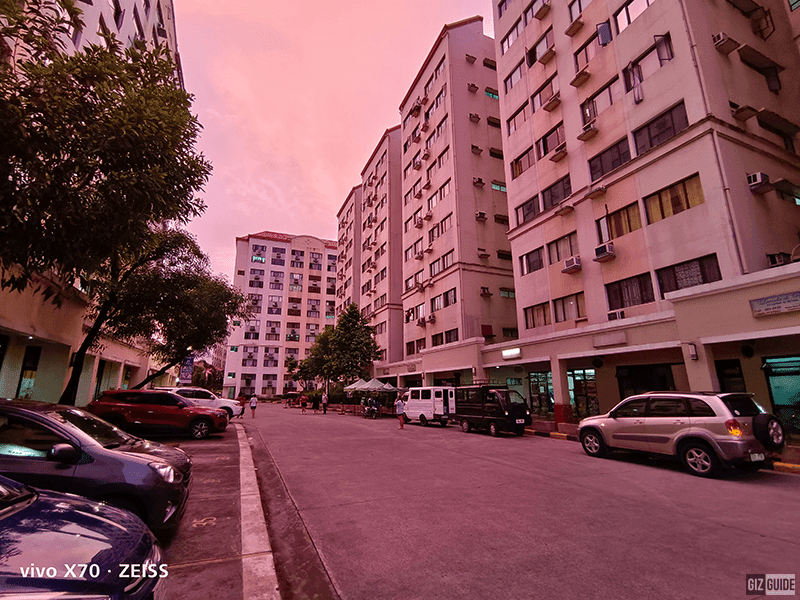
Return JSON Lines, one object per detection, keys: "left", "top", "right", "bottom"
{"left": 59, "top": 300, "right": 113, "bottom": 405}
{"left": 131, "top": 357, "right": 182, "bottom": 389}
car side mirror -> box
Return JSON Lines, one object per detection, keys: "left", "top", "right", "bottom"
{"left": 48, "top": 443, "right": 78, "bottom": 463}
{"left": 609, "top": 410, "right": 617, "bottom": 419}
{"left": 177, "top": 402, "right": 186, "bottom": 409}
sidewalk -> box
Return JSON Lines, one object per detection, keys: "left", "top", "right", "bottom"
{"left": 161, "top": 423, "right": 280, "bottom": 600}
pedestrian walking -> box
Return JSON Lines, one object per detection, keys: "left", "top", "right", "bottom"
{"left": 249, "top": 395, "right": 258, "bottom": 418}
{"left": 395, "top": 395, "right": 406, "bottom": 430}
{"left": 312, "top": 395, "right": 320, "bottom": 414}
{"left": 322, "top": 392, "right": 328, "bottom": 415}
{"left": 237, "top": 393, "right": 247, "bottom": 418}
{"left": 300, "top": 394, "right": 308, "bottom": 414}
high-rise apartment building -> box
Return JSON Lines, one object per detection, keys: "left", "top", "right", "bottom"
{"left": 489, "top": 0, "right": 800, "bottom": 428}
{"left": 335, "top": 186, "right": 362, "bottom": 317}
{"left": 357, "top": 127, "right": 405, "bottom": 365}
{"left": 381, "top": 16, "right": 518, "bottom": 388}
{"left": 224, "top": 231, "right": 338, "bottom": 398}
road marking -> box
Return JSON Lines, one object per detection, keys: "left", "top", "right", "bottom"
{"left": 168, "top": 551, "right": 275, "bottom": 570}
{"left": 191, "top": 516, "right": 217, "bottom": 527}
{"left": 235, "top": 424, "right": 281, "bottom": 600}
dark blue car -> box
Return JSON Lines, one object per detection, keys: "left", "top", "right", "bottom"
{"left": 0, "top": 474, "right": 166, "bottom": 599}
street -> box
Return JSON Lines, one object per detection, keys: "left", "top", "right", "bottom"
{"left": 164, "top": 404, "right": 800, "bottom": 600}
{"left": 252, "top": 403, "right": 799, "bottom": 600}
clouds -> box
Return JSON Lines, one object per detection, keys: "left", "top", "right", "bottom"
{"left": 175, "top": 0, "right": 493, "bottom": 278}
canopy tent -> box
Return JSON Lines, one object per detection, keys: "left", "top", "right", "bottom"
{"left": 380, "top": 382, "right": 402, "bottom": 392}
{"left": 343, "top": 379, "right": 369, "bottom": 391}
{"left": 361, "top": 378, "right": 392, "bottom": 391}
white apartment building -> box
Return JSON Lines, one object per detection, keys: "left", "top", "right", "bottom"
{"left": 0, "top": 0, "right": 183, "bottom": 405}
{"left": 489, "top": 0, "right": 800, "bottom": 430}
{"left": 374, "top": 16, "right": 519, "bottom": 388}
{"left": 335, "top": 186, "right": 362, "bottom": 317}
{"left": 357, "top": 126, "right": 406, "bottom": 365}
{"left": 224, "top": 231, "right": 338, "bottom": 398}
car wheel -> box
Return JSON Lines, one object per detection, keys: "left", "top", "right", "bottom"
{"left": 488, "top": 422, "right": 498, "bottom": 437}
{"left": 190, "top": 419, "right": 212, "bottom": 439}
{"left": 223, "top": 407, "right": 233, "bottom": 420}
{"left": 440, "top": 420, "right": 448, "bottom": 427}
{"left": 580, "top": 429, "right": 608, "bottom": 458}
{"left": 753, "top": 414, "right": 785, "bottom": 450}
{"left": 460, "top": 420, "right": 471, "bottom": 433}
{"left": 680, "top": 441, "right": 720, "bottom": 478}
{"left": 515, "top": 426, "right": 525, "bottom": 436}
{"left": 419, "top": 415, "right": 428, "bottom": 426}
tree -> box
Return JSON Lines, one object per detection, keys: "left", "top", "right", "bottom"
{"left": 331, "top": 304, "right": 380, "bottom": 383}
{"left": 300, "top": 326, "right": 337, "bottom": 390}
{"left": 0, "top": 0, "right": 211, "bottom": 295}
{"left": 58, "top": 228, "right": 250, "bottom": 403}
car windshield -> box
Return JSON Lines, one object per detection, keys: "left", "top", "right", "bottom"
{"left": 53, "top": 408, "right": 133, "bottom": 448}
{"left": 722, "top": 395, "right": 765, "bottom": 418}
{"left": 494, "top": 389, "right": 527, "bottom": 407}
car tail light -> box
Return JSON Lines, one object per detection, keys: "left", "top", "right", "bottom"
{"left": 725, "top": 419, "right": 743, "bottom": 437}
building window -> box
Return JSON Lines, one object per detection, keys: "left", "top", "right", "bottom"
{"left": 443, "top": 288, "right": 457, "bottom": 307}
{"left": 501, "top": 19, "right": 522, "bottom": 55}
{"left": 582, "top": 77, "right": 623, "bottom": 125}
{"left": 528, "top": 28, "right": 554, "bottom": 65}
{"left": 606, "top": 273, "right": 655, "bottom": 310}
{"left": 569, "top": 0, "right": 595, "bottom": 21}
{"left": 511, "top": 146, "right": 535, "bottom": 179}
{"left": 547, "top": 232, "right": 578, "bottom": 264}
{"left": 535, "top": 123, "right": 565, "bottom": 159}
{"left": 525, "top": 302, "right": 551, "bottom": 329}
{"left": 597, "top": 202, "right": 642, "bottom": 243}
{"left": 589, "top": 138, "right": 631, "bottom": 181}
{"left": 615, "top": 0, "right": 657, "bottom": 34}
{"left": 553, "top": 292, "right": 586, "bottom": 322}
{"left": 520, "top": 247, "right": 545, "bottom": 274}
{"left": 485, "top": 87, "right": 500, "bottom": 100}
{"left": 498, "top": 0, "right": 508, "bottom": 17}
{"left": 492, "top": 182, "right": 507, "bottom": 193}
{"left": 431, "top": 294, "right": 443, "bottom": 312}
{"left": 633, "top": 102, "right": 688, "bottom": 155}
{"left": 504, "top": 61, "right": 524, "bottom": 94}
{"left": 516, "top": 196, "right": 540, "bottom": 225}
{"left": 416, "top": 338, "right": 426, "bottom": 353}
{"left": 623, "top": 34, "right": 674, "bottom": 100}
{"left": 575, "top": 34, "right": 601, "bottom": 72}
{"left": 445, "top": 328, "right": 459, "bottom": 344}
{"left": 541, "top": 175, "right": 572, "bottom": 211}
{"left": 532, "top": 75, "right": 559, "bottom": 112}
{"left": 500, "top": 288, "right": 515, "bottom": 298}
{"left": 644, "top": 173, "right": 704, "bottom": 224}
{"left": 791, "top": 0, "right": 800, "bottom": 10}
{"left": 507, "top": 102, "right": 530, "bottom": 136}
{"left": 432, "top": 333, "right": 444, "bottom": 347}
{"left": 442, "top": 250, "right": 454, "bottom": 269}
{"left": 656, "top": 254, "right": 721, "bottom": 298}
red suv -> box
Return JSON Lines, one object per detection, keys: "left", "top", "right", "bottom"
{"left": 87, "top": 389, "right": 228, "bottom": 439}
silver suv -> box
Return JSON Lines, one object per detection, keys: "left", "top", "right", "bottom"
{"left": 578, "top": 392, "right": 785, "bottom": 477}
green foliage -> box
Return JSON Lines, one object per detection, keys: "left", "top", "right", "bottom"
{"left": 331, "top": 303, "right": 380, "bottom": 383}
{"left": 0, "top": 0, "right": 211, "bottom": 294}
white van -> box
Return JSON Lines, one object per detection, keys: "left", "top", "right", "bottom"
{"left": 402, "top": 387, "right": 455, "bottom": 426}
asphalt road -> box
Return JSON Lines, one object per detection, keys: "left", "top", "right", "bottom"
{"left": 248, "top": 403, "right": 800, "bottom": 600}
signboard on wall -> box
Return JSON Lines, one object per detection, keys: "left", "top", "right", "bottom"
{"left": 750, "top": 291, "right": 800, "bottom": 317}
{"left": 179, "top": 355, "right": 194, "bottom": 384}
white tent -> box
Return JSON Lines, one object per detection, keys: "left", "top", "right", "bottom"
{"left": 343, "top": 379, "right": 369, "bottom": 391}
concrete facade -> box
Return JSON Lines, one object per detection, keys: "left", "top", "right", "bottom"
{"left": 335, "top": 187, "right": 362, "bottom": 316}
{"left": 224, "top": 231, "right": 338, "bottom": 398}
{"left": 490, "top": 0, "right": 800, "bottom": 427}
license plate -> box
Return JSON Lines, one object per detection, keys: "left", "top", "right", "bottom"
{"left": 516, "top": 419, "right": 525, "bottom": 424}
{"left": 750, "top": 453, "right": 765, "bottom": 462}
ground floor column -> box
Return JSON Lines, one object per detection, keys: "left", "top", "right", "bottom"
{"left": 682, "top": 342, "right": 720, "bottom": 392}
{"left": 551, "top": 356, "right": 572, "bottom": 425}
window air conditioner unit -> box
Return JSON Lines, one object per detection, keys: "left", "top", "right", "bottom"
{"left": 549, "top": 142, "right": 568, "bottom": 162}
{"left": 475, "top": 211, "right": 487, "bottom": 221}
{"left": 747, "top": 172, "right": 772, "bottom": 193}
{"left": 427, "top": 314, "right": 436, "bottom": 323}
{"left": 290, "top": 329, "right": 297, "bottom": 334}
{"left": 415, "top": 189, "right": 423, "bottom": 198}
{"left": 156, "top": 24, "right": 167, "bottom": 38}
{"left": 414, "top": 218, "right": 424, "bottom": 228}
{"left": 593, "top": 242, "right": 616, "bottom": 262}
{"left": 423, "top": 179, "right": 432, "bottom": 189}
{"left": 480, "top": 287, "right": 493, "bottom": 297}
{"left": 249, "top": 326, "right": 256, "bottom": 331}
{"left": 270, "top": 327, "right": 276, "bottom": 332}
{"left": 542, "top": 91, "right": 561, "bottom": 112}
{"left": 712, "top": 32, "right": 739, "bottom": 55}
{"left": 247, "top": 353, "right": 254, "bottom": 358}
{"left": 473, "top": 177, "right": 485, "bottom": 187}
{"left": 416, "top": 318, "right": 426, "bottom": 327}
{"left": 273, "top": 278, "right": 281, "bottom": 283}
{"left": 422, "top": 149, "right": 430, "bottom": 160}
{"left": 423, "top": 210, "right": 433, "bottom": 220}
{"left": 271, "top": 302, "right": 278, "bottom": 307}
{"left": 415, "top": 252, "right": 424, "bottom": 260}
{"left": 562, "top": 256, "right": 582, "bottom": 273}
{"left": 412, "top": 133, "right": 421, "bottom": 143}
{"left": 767, "top": 252, "right": 792, "bottom": 267}
{"left": 413, "top": 160, "right": 422, "bottom": 170}
{"left": 424, "top": 244, "right": 433, "bottom": 253}
{"left": 421, "top": 119, "right": 430, "bottom": 131}
{"left": 254, "top": 275, "right": 261, "bottom": 280}
{"left": 607, "top": 309, "right": 625, "bottom": 321}
{"left": 471, "top": 145, "right": 483, "bottom": 155}
{"left": 469, "top": 113, "right": 480, "bottom": 123}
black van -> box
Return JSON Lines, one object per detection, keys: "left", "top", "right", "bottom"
{"left": 453, "top": 385, "right": 531, "bottom": 436}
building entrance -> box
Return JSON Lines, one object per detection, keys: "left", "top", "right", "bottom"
{"left": 764, "top": 357, "right": 800, "bottom": 440}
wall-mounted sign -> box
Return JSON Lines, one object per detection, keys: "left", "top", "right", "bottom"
{"left": 502, "top": 348, "right": 521, "bottom": 360}
{"left": 750, "top": 291, "right": 800, "bottom": 317}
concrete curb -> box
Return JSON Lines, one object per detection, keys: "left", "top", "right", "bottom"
{"left": 524, "top": 427, "right": 800, "bottom": 471}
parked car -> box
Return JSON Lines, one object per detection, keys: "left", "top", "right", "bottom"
{"left": 402, "top": 387, "right": 454, "bottom": 426}
{"left": 156, "top": 386, "right": 245, "bottom": 418}
{"left": 453, "top": 385, "right": 532, "bottom": 436}
{"left": 578, "top": 392, "right": 786, "bottom": 477}
{"left": 0, "top": 399, "right": 192, "bottom": 532}
{"left": 87, "top": 389, "right": 228, "bottom": 439}
{"left": 0, "top": 474, "right": 167, "bottom": 599}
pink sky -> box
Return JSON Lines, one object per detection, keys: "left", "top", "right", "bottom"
{"left": 175, "top": 0, "right": 494, "bottom": 278}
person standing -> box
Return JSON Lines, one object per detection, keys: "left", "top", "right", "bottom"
{"left": 249, "top": 395, "right": 258, "bottom": 418}
{"left": 300, "top": 394, "right": 308, "bottom": 414}
{"left": 322, "top": 392, "right": 328, "bottom": 415}
{"left": 395, "top": 395, "right": 406, "bottom": 430}
{"left": 312, "top": 394, "right": 320, "bottom": 414}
